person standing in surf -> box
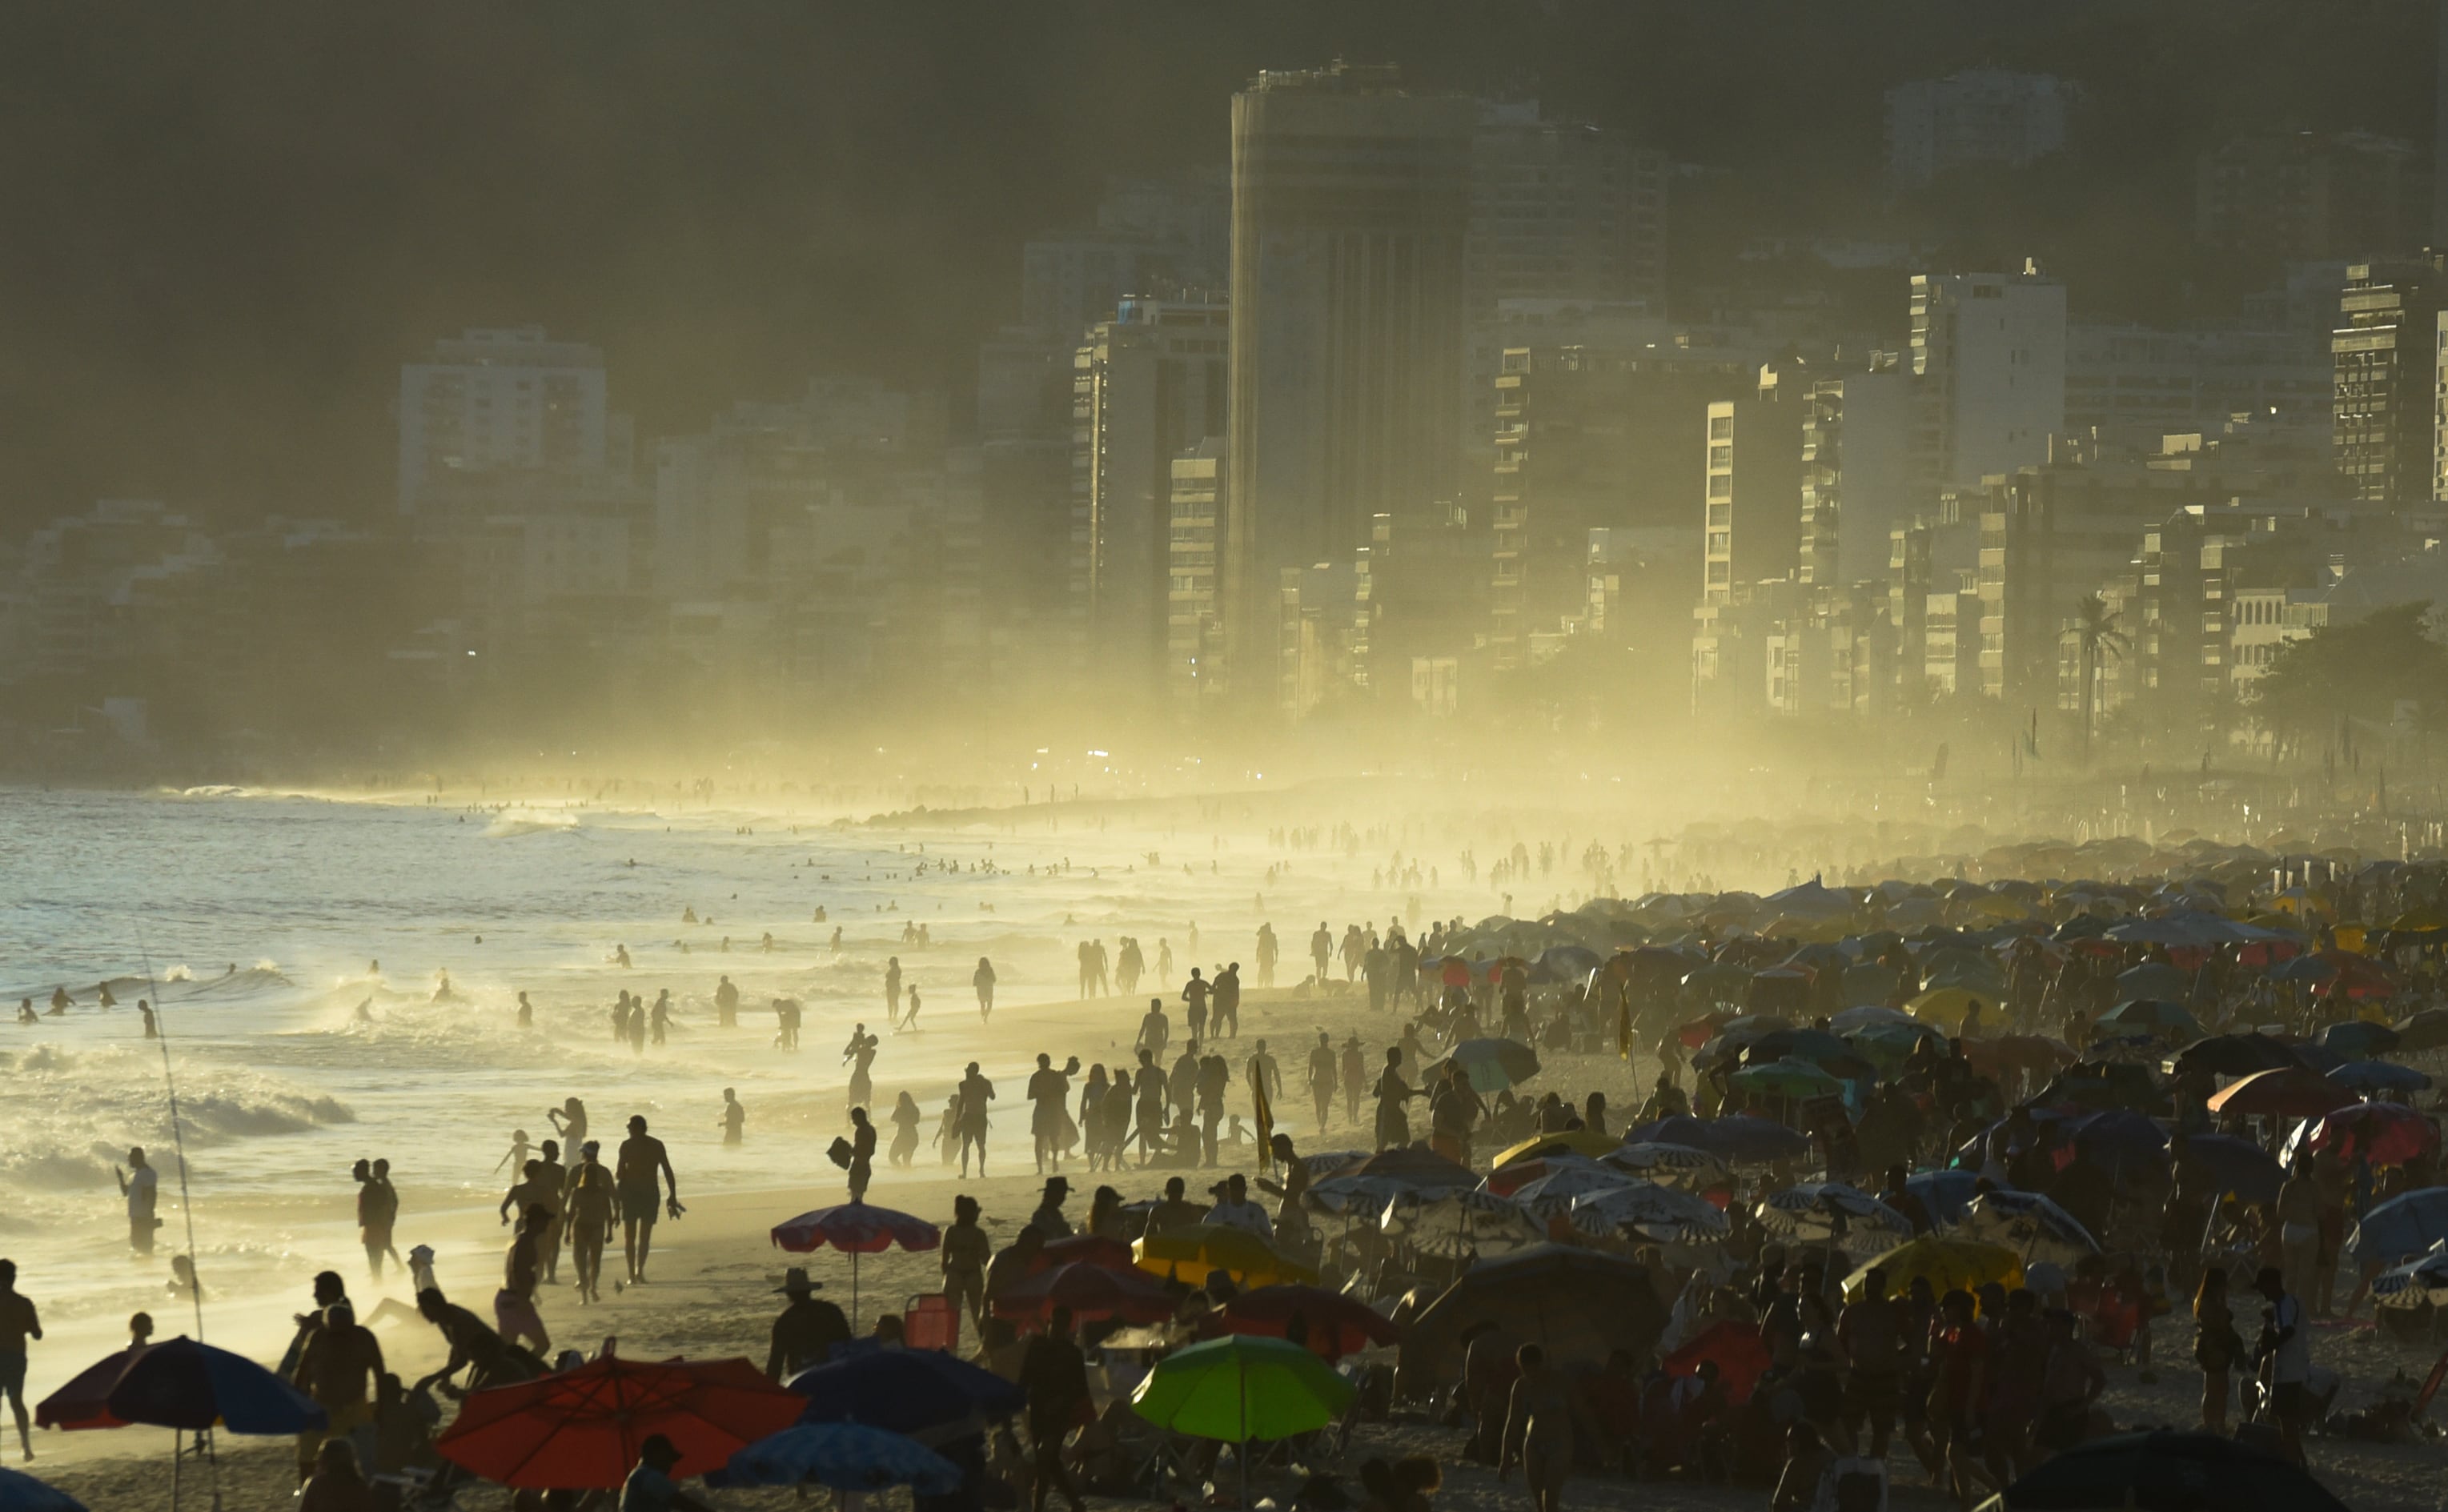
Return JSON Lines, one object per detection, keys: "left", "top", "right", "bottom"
{"left": 116, "top": 1149, "right": 159, "bottom": 1257}
{"left": 614, "top": 1117, "right": 679, "bottom": 1285}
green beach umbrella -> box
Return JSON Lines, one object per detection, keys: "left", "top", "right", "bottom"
{"left": 1130, "top": 1335, "right": 1356, "bottom": 1444}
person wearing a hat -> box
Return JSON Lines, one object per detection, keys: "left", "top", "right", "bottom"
{"left": 618, "top": 1432, "right": 712, "bottom": 1512}
{"left": 765, "top": 1267, "right": 849, "bottom": 1382}
{"left": 1028, "top": 1177, "right": 1072, "bottom": 1237}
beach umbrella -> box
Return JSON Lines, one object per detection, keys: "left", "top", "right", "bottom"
{"left": 1744, "top": 1027, "right": 1860, "bottom": 1067}
{"left": 1842, "top": 1235, "right": 2021, "bottom": 1302}
{"left": 2348, "top": 1186, "right": 2448, "bottom": 1261}
{"left": 1639, "top": 1112, "right": 1813, "bottom": 1165}
{"left": 438, "top": 1354, "right": 804, "bottom": 1490}
{"left": 2170, "top": 1033, "right": 2303, "bottom": 1077}
{"left": 1694, "top": 1013, "right": 1792, "bottom": 1057}
{"left": 1905, "top": 1169, "right": 1981, "bottom": 1228}
{"left": 0, "top": 1469, "right": 85, "bottom": 1512}
{"left": 2267, "top": 955, "right": 2336, "bottom": 985}
{"left": 34, "top": 1343, "right": 145, "bottom": 1430}
{"left": 1757, "top": 1183, "right": 1912, "bottom": 1252}
{"left": 1130, "top": 1334, "right": 1354, "bottom": 1506}
{"left": 1480, "top": 1151, "right": 1601, "bottom": 1198}
{"left": 770, "top": 1200, "right": 941, "bottom": 1325}
{"left": 1603, "top": 1141, "right": 1728, "bottom": 1182}
{"left": 2113, "top": 963, "right": 2190, "bottom": 1001}
{"left": 1334, "top": 1146, "right": 1478, "bottom": 1188}
{"left": 1533, "top": 944, "right": 1604, "bottom": 983}
{"left": 1956, "top": 1191, "right": 2099, "bottom": 1264}
{"left": 1680, "top": 963, "right": 1755, "bottom": 1007}
{"left": 1423, "top": 1037, "right": 1542, "bottom": 1094}
{"left": 1907, "top": 987, "right": 1997, "bottom": 1028}
{"left": 1831, "top": 1004, "right": 1918, "bottom": 1034}
{"left": 1399, "top": 1245, "right": 1668, "bottom": 1384}
{"left": 2205, "top": 1065, "right": 2355, "bottom": 1121}
{"left": 1994, "top": 1428, "right": 2349, "bottom": 1512}
{"left": 1839, "top": 964, "right": 1903, "bottom": 1005}
{"left": 1380, "top": 1189, "right": 1545, "bottom": 1260}
{"left": 1729, "top": 1057, "right": 1847, "bottom": 1101}
{"left": 2394, "top": 1008, "right": 2448, "bottom": 1051}
{"left": 2331, "top": 1060, "right": 2430, "bottom": 1095}
{"left": 2370, "top": 1241, "right": 2448, "bottom": 1309}
{"left": 2321, "top": 1021, "right": 2401, "bottom": 1059}
{"left": 2294, "top": 1102, "right": 2438, "bottom": 1168}
{"left": 1027, "top": 1233, "right": 1138, "bottom": 1274}
{"left": 1210, "top": 1285, "right": 1401, "bottom": 1362}
{"left": 993, "top": 1261, "right": 1177, "bottom": 1328}
{"left": 1135, "top": 1224, "right": 1315, "bottom": 1289}
{"left": 103, "top": 1337, "right": 325, "bottom": 1435}
{"left": 1568, "top": 1181, "right": 1732, "bottom": 1244}
{"left": 714, "top": 1423, "right": 961, "bottom": 1494}
{"left": 1661, "top": 1320, "right": 1773, "bottom": 1406}
{"left": 785, "top": 1348, "right": 1024, "bottom": 1438}
{"left": 2094, "top": 1000, "right": 2201, "bottom": 1037}
{"left": 2069, "top": 1109, "right": 2171, "bottom": 1184}
{"left": 1507, "top": 1163, "right": 1641, "bottom": 1218}
{"left": 1489, "top": 1129, "right": 1624, "bottom": 1166}
{"left": 2175, "top": 1134, "right": 2283, "bottom": 1203}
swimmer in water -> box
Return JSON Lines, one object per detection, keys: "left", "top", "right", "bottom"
{"left": 516, "top": 991, "right": 532, "bottom": 1028}
{"left": 614, "top": 944, "right": 632, "bottom": 969}
{"left": 46, "top": 989, "right": 69, "bottom": 1016}
{"left": 138, "top": 1001, "right": 155, "bottom": 1037}
{"left": 719, "top": 1089, "right": 744, "bottom": 1145}
{"left": 16, "top": 999, "right": 35, "bottom": 1025}
{"left": 354, "top": 997, "right": 374, "bottom": 1024}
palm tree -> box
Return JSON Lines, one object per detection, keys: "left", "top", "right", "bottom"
{"left": 2061, "top": 594, "right": 2130, "bottom": 767}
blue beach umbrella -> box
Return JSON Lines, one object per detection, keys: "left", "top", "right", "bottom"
{"left": 104, "top": 1337, "right": 325, "bottom": 1435}
{"left": 715, "top": 1422, "right": 961, "bottom": 1493}
{"left": 2350, "top": 1186, "right": 2448, "bottom": 1262}
{"left": 0, "top": 1467, "right": 86, "bottom": 1512}
{"left": 785, "top": 1349, "right": 1025, "bottom": 1437}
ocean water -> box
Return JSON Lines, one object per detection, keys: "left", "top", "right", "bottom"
{"left": 0, "top": 784, "right": 1423, "bottom": 1330}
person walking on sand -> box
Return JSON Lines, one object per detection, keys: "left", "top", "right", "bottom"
{"left": 1310, "top": 923, "right": 1333, "bottom": 984}
{"left": 494, "top": 1204, "right": 552, "bottom": 1356}
{"left": 614, "top": 1116, "right": 680, "bottom": 1285}
{"left": 563, "top": 1141, "right": 616, "bottom": 1305}
{"left": 1136, "top": 999, "right": 1170, "bottom": 1060}
{"left": 901, "top": 981, "right": 921, "bottom": 1031}
{"left": 1212, "top": 963, "right": 1242, "bottom": 1040}
{"left": 720, "top": 1088, "right": 746, "bottom": 1145}
{"left": 844, "top": 1023, "right": 880, "bottom": 1109}
{"left": 1372, "top": 1049, "right": 1418, "bottom": 1151}
{"left": 889, "top": 1091, "right": 922, "bottom": 1168}
{"left": 1181, "top": 968, "right": 1210, "bottom": 1042}
{"left": 973, "top": 957, "right": 997, "bottom": 1021}
{"left": 941, "top": 1195, "right": 990, "bottom": 1330}
{"left": 1028, "top": 1054, "right": 1078, "bottom": 1174}
{"left": 957, "top": 1061, "right": 996, "bottom": 1177}
{"left": 885, "top": 957, "right": 903, "bottom": 1022}
{"left": 354, "top": 1159, "right": 400, "bottom": 1278}
{"left": 846, "top": 1107, "right": 878, "bottom": 1203}
{"left": 1308, "top": 1032, "right": 1337, "bottom": 1130}
{"left": 116, "top": 1148, "right": 159, "bottom": 1256}
{"left": 0, "top": 1259, "right": 40, "bottom": 1462}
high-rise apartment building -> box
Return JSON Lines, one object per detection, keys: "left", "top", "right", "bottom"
{"left": 1226, "top": 62, "right": 1475, "bottom": 700}
{"left": 2195, "top": 131, "right": 2418, "bottom": 263}
{"left": 1796, "top": 362, "right": 1916, "bottom": 589}
{"left": 1700, "top": 362, "right": 1808, "bottom": 605}
{"left": 1069, "top": 298, "right": 1230, "bottom": 688}
{"left": 398, "top": 327, "right": 615, "bottom": 516}
{"left": 1166, "top": 439, "right": 1226, "bottom": 708}
{"left": 1884, "top": 71, "right": 2078, "bottom": 191}
{"left": 1910, "top": 265, "right": 2067, "bottom": 491}
{"left": 1467, "top": 102, "right": 1668, "bottom": 314}
{"left": 2331, "top": 254, "right": 2448, "bottom": 507}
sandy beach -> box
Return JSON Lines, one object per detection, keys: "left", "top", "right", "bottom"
{"left": 22, "top": 979, "right": 2448, "bottom": 1510}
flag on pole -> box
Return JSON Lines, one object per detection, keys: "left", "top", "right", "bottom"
{"left": 1249, "top": 1063, "right": 1274, "bottom": 1171}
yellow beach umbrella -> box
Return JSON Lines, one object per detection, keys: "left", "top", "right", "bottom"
{"left": 1843, "top": 1234, "right": 2022, "bottom": 1302}
{"left": 1134, "top": 1223, "right": 1316, "bottom": 1289}
{"left": 1491, "top": 1129, "right": 1626, "bottom": 1168}
{"left": 1907, "top": 986, "right": 1997, "bottom": 1029}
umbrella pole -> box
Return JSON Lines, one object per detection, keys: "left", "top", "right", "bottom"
{"left": 853, "top": 1249, "right": 861, "bottom": 1330}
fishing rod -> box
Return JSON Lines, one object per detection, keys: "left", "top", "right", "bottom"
{"left": 138, "top": 940, "right": 222, "bottom": 1512}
